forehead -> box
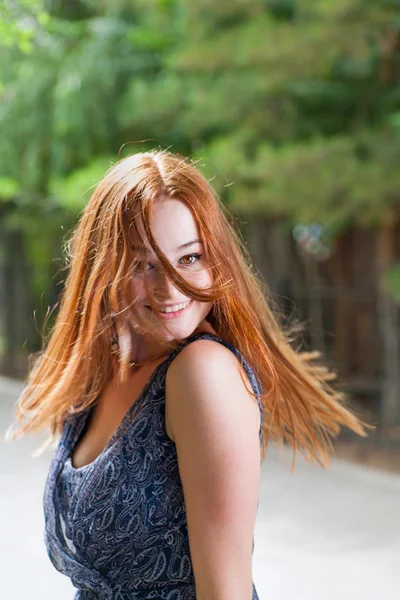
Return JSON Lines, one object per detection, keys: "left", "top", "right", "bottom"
{"left": 133, "top": 197, "right": 201, "bottom": 252}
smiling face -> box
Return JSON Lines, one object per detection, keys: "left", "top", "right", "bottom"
{"left": 130, "top": 197, "right": 214, "bottom": 352}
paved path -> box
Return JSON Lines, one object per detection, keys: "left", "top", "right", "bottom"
{"left": 1, "top": 376, "right": 399, "bottom": 599}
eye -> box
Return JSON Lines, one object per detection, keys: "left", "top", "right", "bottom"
{"left": 133, "top": 260, "right": 155, "bottom": 274}
{"left": 179, "top": 253, "right": 203, "bottom": 266}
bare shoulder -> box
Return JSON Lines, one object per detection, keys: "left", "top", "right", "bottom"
{"left": 165, "top": 338, "right": 260, "bottom": 442}
{"left": 170, "top": 337, "right": 238, "bottom": 377}
{"left": 164, "top": 337, "right": 261, "bottom": 596}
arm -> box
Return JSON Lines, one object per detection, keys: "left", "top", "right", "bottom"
{"left": 165, "top": 340, "right": 261, "bottom": 600}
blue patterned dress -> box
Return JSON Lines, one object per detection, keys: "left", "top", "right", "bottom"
{"left": 43, "top": 332, "right": 264, "bottom": 599}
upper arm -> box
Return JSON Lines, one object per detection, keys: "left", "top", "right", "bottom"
{"left": 165, "top": 340, "right": 261, "bottom": 600}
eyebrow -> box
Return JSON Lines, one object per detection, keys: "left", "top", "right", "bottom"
{"left": 133, "top": 239, "right": 203, "bottom": 252}
{"left": 177, "top": 239, "right": 203, "bottom": 250}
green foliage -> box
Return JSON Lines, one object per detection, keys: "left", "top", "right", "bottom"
{"left": 174, "top": 0, "right": 400, "bottom": 225}
{"left": 2, "top": 0, "right": 399, "bottom": 226}
{"left": 383, "top": 263, "right": 400, "bottom": 303}
{"left": 50, "top": 157, "right": 115, "bottom": 211}
{"left": 0, "top": 0, "right": 49, "bottom": 53}
{"left": 196, "top": 128, "right": 400, "bottom": 227}
{"left": 0, "top": 177, "right": 20, "bottom": 200}
{"left": 2, "top": 0, "right": 400, "bottom": 353}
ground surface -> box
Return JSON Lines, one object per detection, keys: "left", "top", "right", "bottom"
{"left": 1, "top": 376, "right": 399, "bottom": 600}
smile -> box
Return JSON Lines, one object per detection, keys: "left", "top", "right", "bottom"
{"left": 159, "top": 301, "right": 191, "bottom": 313}
{"left": 145, "top": 300, "right": 193, "bottom": 319}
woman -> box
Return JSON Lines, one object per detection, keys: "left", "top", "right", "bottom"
{"left": 9, "top": 150, "right": 367, "bottom": 600}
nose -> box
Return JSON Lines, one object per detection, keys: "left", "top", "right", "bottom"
{"left": 150, "top": 268, "right": 181, "bottom": 303}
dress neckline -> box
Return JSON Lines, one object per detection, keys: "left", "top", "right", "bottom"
{"left": 64, "top": 331, "right": 224, "bottom": 472}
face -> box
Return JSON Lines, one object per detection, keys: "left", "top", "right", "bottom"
{"left": 130, "top": 197, "right": 213, "bottom": 350}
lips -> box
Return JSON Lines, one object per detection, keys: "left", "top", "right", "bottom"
{"left": 146, "top": 300, "right": 189, "bottom": 312}
{"left": 159, "top": 300, "right": 191, "bottom": 314}
{"left": 145, "top": 299, "right": 193, "bottom": 319}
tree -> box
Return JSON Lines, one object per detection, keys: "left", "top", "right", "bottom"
{"left": 1, "top": 0, "right": 400, "bottom": 424}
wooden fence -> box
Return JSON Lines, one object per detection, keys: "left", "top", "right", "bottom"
{"left": 1, "top": 216, "right": 400, "bottom": 428}
{"left": 244, "top": 217, "right": 400, "bottom": 429}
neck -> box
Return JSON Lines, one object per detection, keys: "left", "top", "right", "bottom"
{"left": 130, "top": 335, "right": 173, "bottom": 365}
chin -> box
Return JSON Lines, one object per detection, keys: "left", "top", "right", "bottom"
{"left": 142, "top": 302, "right": 211, "bottom": 342}
{"left": 159, "top": 323, "right": 199, "bottom": 342}
{"left": 151, "top": 317, "right": 203, "bottom": 343}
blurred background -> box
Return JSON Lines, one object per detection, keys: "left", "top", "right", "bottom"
{"left": 1, "top": 1, "right": 400, "bottom": 598}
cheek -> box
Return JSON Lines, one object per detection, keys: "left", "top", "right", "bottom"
{"left": 200, "top": 266, "right": 213, "bottom": 289}
{"left": 131, "top": 279, "right": 146, "bottom": 302}
{"left": 190, "top": 262, "right": 213, "bottom": 288}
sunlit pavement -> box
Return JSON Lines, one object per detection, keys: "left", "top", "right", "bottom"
{"left": 1, "top": 375, "right": 399, "bottom": 600}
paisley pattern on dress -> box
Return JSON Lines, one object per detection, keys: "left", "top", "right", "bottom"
{"left": 43, "top": 332, "right": 264, "bottom": 599}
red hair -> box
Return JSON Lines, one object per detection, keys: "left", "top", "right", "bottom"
{"left": 8, "top": 150, "right": 369, "bottom": 465}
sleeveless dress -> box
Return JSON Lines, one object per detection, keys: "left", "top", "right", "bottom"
{"left": 43, "top": 331, "right": 264, "bottom": 599}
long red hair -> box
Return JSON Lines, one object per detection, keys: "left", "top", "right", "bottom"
{"left": 8, "top": 150, "right": 369, "bottom": 465}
